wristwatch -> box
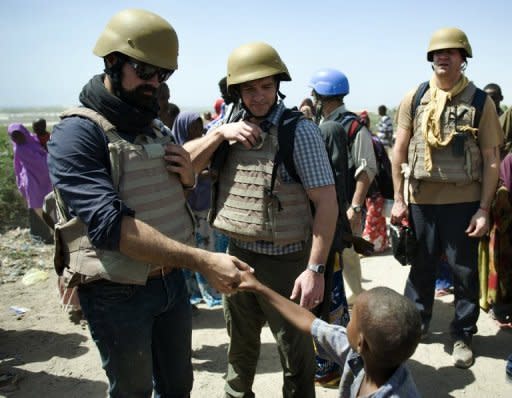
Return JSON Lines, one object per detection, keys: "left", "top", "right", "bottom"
{"left": 307, "top": 264, "right": 325, "bottom": 274}
{"left": 351, "top": 204, "right": 363, "bottom": 213}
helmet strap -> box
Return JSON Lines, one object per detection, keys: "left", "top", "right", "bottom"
{"left": 314, "top": 102, "right": 323, "bottom": 125}
{"left": 276, "top": 81, "right": 286, "bottom": 100}
{"left": 103, "top": 53, "right": 127, "bottom": 97}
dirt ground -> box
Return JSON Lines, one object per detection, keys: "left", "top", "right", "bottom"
{"left": 1, "top": 235, "right": 511, "bottom": 397}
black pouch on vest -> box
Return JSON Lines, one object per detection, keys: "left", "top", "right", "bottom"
{"left": 390, "top": 224, "right": 417, "bottom": 266}
{"left": 452, "top": 133, "right": 467, "bottom": 157}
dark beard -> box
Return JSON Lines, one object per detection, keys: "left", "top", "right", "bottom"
{"left": 120, "top": 84, "right": 158, "bottom": 111}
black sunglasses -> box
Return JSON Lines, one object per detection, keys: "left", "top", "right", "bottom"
{"left": 126, "top": 59, "right": 174, "bottom": 83}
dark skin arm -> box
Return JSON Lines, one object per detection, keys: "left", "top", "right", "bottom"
{"left": 238, "top": 270, "right": 316, "bottom": 334}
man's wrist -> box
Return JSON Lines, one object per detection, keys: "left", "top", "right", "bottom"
{"left": 182, "top": 174, "right": 197, "bottom": 190}
{"left": 350, "top": 204, "right": 363, "bottom": 213}
{"left": 307, "top": 263, "right": 325, "bottom": 274}
{"left": 479, "top": 203, "right": 489, "bottom": 213}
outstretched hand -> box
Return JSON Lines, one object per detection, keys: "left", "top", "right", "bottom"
{"left": 238, "top": 270, "right": 264, "bottom": 292}
{"left": 201, "top": 253, "right": 254, "bottom": 294}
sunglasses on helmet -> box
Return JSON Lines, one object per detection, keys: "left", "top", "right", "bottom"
{"left": 126, "top": 58, "right": 174, "bottom": 83}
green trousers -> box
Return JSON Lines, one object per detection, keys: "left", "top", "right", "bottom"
{"left": 224, "top": 243, "right": 315, "bottom": 398}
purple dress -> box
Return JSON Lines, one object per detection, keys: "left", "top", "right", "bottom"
{"left": 8, "top": 123, "right": 52, "bottom": 208}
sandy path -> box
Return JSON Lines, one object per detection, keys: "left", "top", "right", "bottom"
{"left": 1, "top": 251, "right": 511, "bottom": 397}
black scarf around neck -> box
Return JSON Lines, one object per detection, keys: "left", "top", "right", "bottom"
{"left": 79, "top": 74, "right": 157, "bottom": 135}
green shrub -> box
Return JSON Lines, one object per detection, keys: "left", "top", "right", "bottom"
{"left": 0, "top": 125, "right": 29, "bottom": 231}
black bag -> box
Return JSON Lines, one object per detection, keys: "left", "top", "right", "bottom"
{"left": 390, "top": 224, "right": 417, "bottom": 265}
{"left": 491, "top": 303, "right": 512, "bottom": 324}
{"left": 370, "top": 136, "right": 394, "bottom": 199}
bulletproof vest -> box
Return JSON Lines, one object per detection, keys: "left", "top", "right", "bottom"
{"left": 53, "top": 107, "right": 194, "bottom": 286}
{"left": 212, "top": 124, "right": 313, "bottom": 245}
{"left": 408, "top": 82, "right": 482, "bottom": 184}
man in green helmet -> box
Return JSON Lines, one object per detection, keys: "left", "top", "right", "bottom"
{"left": 391, "top": 27, "right": 503, "bottom": 369}
{"left": 47, "top": 9, "right": 251, "bottom": 397}
{"left": 186, "top": 41, "right": 338, "bottom": 398}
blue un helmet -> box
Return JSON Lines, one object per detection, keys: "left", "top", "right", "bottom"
{"left": 309, "top": 68, "right": 349, "bottom": 96}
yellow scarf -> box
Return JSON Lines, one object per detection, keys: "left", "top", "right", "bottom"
{"left": 421, "top": 74, "right": 474, "bottom": 171}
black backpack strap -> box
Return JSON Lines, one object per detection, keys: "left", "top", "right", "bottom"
{"left": 411, "top": 82, "right": 485, "bottom": 128}
{"left": 264, "top": 107, "right": 302, "bottom": 213}
{"left": 270, "top": 107, "right": 303, "bottom": 192}
{"left": 471, "top": 88, "right": 487, "bottom": 128}
{"left": 337, "top": 111, "right": 364, "bottom": 150}
{"left": 411, "top": 81, "right": 430, "bottom": 120}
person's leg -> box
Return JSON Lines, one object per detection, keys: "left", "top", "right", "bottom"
{"left": 182, "top": 269, "right": 202, "bottom": 305}
{"left": 214, "top": 230, "right": 229, "bottom": 253}
{"left": 362, "top": 194, "right": 389, "bottom": 252}
{"left": 406, "top": 204, "right": 442, "bottom": 333}
{"left": 255, "top": 249, "right": 316, "bottom": 398}
{"left": 435, "top": 256, "right": 454, "bottom": 297}
{"left": 29, "top": 208, "right": 53, "bottom": 243}
{"left": 441, "top": 202, "right": 480, "bottom": 338}
{"left": 195, "top": 272, "right": 222, "bottom": 307}
{"left": 224, "top": 244, "right": 266, "bottom": 398}
{"left": 193, "top": 210, "right": 222, "bottom": 307}
{"left": 342, "top": 246, "right": 364, "bottom": 304}
{"left": 152, "top": 271, "right": 193, "bottom": 398}
{"left": 78, "top": 280, "right": 156, "bottom": 397}
{"left": 314, "top": 251, "right": 348, "bottom": 386}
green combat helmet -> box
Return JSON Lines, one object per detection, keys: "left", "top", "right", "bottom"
{"left": 227, "top": 42, "right": 291, "bottom": 90}
{"left": 93, "top": 8, "right": 179, "bottom": 70}
{"left": 427, "top": 27, "right": 472, "bottom": 61}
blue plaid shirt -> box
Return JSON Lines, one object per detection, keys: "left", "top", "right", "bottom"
{"left": 233, "top": 101, "right": 334, "bottom": 255}
{"left": 312, "top": 319, "right": 421, "bottom": 398}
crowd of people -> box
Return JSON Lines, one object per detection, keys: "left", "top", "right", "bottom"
{"left": 4, "top": 7, "right": 512, "bottom": 397}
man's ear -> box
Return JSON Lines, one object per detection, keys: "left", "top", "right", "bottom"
{"left": 104, "top": 53, "right": 117, "bottom": 68}
{"left": 357, "top": 332, "right": 366, "bottom": 355}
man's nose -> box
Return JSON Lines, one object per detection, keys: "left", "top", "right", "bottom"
{"left": 147, "top": 74, "right": 160, "bottom": 87}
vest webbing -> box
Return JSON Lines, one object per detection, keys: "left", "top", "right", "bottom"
{"left": 212, "top": 124, "right": 313, "bottom": 245}
{"left": 408, "top": 82, "right": 483, "bottom": 184}
{"left": 54, "top": 107, "right": 194, "bottom": 286}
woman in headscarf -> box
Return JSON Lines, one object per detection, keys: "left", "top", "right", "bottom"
{"left": 7, "top": 123, "right": 53, "bottom": 242}
{"left": 9, "top": 123, "right": 82, "bottom": 318}
{"left": 172, "top": 112, "right": 223, "bottom": 307}
{"left": 478, "top": 153, "right": 512, "bottom": 326}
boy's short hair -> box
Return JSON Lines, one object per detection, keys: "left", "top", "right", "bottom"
{"left": 378, "top": 105, "right": 387, "bottom": 115}
{"left": 358, "top": 287, "right": 421, "bottom": 368}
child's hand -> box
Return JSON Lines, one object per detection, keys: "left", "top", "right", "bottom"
{"left": 238, "top": 270, "right": 263, "bottom": 292}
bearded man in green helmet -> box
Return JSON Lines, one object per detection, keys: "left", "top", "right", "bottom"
{"left": 47, "top": 9, "right": 251, "bottom": 397}
{"left": 391, "top": 27, "right": 503, "bottom": 369}
{"left": 186, "top": 42, "right": 338, "bottom": 397}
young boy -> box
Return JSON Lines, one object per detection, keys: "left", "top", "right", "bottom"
{"left": 238, "top": 272, "right": 422, "bottom": 397}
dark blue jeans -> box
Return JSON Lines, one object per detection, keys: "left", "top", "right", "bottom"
{"left": 406, "top": 202, "right": 480, "bottom": 338}
{"left": 78, "top": 270, "right": 193, "bottom": 398}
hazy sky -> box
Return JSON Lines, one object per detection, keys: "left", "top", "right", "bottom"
{"left": 2, "top": 0, "right": 511, "bottom": 112}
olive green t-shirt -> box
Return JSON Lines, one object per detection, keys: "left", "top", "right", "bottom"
{"left": 397, "top": 85, "right": 503, "bottom": 205}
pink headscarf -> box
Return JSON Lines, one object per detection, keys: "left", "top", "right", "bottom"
{"left": 7, "top": 123, "right": 52, "bottom": 208}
